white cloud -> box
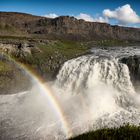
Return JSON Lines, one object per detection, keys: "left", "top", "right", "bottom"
{"left": 76, "top": 13, "right": 107, "bottom": 23}
{"left": 44, "top": 13, "right": 58, "bottom": 18}
{"left": 43, "top": 13, "right": 107, "bottom": 23}
{"left": 103, "top": 4, "right": 140, "bottom": 25}
{"left": 43, "top": 4, "right": 140, "bottom": 27}
{"left": 76, "top": 13, "right": 94, "bottom": 22}
{"left": 94, "top": 16, "right": 108, "bottom": 23}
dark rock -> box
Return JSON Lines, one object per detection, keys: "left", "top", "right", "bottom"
{"left": 120, "top": 55, "right": 140, "bottom": 91}
{"left": 0, "top": 12, "right": 140, "bottom": 41}
{"left": 121, "top": 55, "right": 140, "bottom": 82}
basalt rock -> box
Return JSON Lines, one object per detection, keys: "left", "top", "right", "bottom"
{"left": 0, "top": 12, "right": 140, "bottom": 41}
{"left": 120, "top": 55, "right": 140, "bottom": 91}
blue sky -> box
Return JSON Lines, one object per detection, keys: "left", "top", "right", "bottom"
{"left": 0, "top": 0, "right": 140, "bottom": 27}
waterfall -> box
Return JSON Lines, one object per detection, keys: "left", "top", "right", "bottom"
{"left": 1, "top": 55, "right": 140, "bottom": 139}
{"left": 56, "top": 55, "right": 135, "bottom": 108}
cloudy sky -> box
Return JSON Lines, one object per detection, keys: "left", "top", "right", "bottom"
{"left": 0, "top": 0, "right": 140, "bottom": 27}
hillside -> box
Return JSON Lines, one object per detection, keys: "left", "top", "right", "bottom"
{"left": 0, "top": 12, "right": 140, "bottom": 42}
{"left": 70, "top": 125, "right": 140, "bottom": 140}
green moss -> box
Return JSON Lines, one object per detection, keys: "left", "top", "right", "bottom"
{"left": 15, "top": 40, "right": 89, "bottom": 79}
{"left": 0, "top": 39, "right": 89, "bottom": 81}
{"left": 96, "top": 40, "right": 129, "bottom": 47}
{"left": 0, "top": 61, "right": 12, "bottom": 73}
{"left": 70, "top": 124, "right": 140, "bottom": 140}
{"left": 38, "top": 41, "right": 88, "bottom": 58}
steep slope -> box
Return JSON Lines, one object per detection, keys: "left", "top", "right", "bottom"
{"left": 0, "top": 12, "right": 140, "bottom": 41}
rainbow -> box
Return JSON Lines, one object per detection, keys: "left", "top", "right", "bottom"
{"left": 1, "top": 54, "right": 72, "bottom": 138}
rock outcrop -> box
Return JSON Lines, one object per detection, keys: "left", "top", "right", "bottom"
{"left": 120, "top": 55, "right": 140, "bottom": 91}
{"left": 121, "top": 56, "right": 140, "bottom": 82}
{"left": 0, "top": 12, "right": 140, "bottom": 41}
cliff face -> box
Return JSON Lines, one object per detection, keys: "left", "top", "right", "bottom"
{"left": 0, "top": 12, "right": 140, "bottom": 41}
{"left": 33, "top": 16, "right": 140, "bottom": 41}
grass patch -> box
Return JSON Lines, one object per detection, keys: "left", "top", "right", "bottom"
{"left": 0, "top": 61, "right": 12, "bottom": 73}
{"left": 70, "top": 124, "right": 140, "bottom": 140}
{"left": 38, "top": 41, "right": 88, "bottom": 58}
{"left": 96, "top": 40, "right": 129, "bottom": 47}
{"left": 14, "top": 40, "right": 89, "bottom": 79}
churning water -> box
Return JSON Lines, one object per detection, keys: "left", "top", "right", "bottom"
{"left": 1, "top": 47, "right": 140, "bottom": 140}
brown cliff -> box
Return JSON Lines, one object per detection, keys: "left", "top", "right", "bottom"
{"left": 0, "top": 12, "right": 140, "bottom": 41}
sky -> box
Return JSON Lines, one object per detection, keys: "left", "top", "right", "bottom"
{"left": 0, "top": 0, "right": 140, "bottom": 27}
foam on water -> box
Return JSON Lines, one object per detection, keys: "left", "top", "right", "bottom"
{"left": 1, "top": 51, "right": 140, "bottom": 139}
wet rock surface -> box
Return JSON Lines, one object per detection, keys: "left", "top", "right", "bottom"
{"left": 91, "top": 46, "right": 140, "bottom": 90}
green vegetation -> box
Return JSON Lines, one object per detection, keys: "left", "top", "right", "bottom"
{"left": 0, "top": 35, "right": 29, "bottom": 40}
{"left": 16, "top": 40, "right": 89, "bottom": 79}
{"left": 1, "top": 37, "right": 137, "bottom": 93}
{"left": 95, "top": 39, "right": 140, "bottom": 47}
{"left": 0, "top": 37, "right": 139, "bottom": 93}
{"left": 70, "top": 124, "right": 140, "bottom": 140}
{"left": 0, "top": 39, "right": 90, "bottom": 93}
{"left": 0, "top": 61, "right": 12, "bottom": 73}
{"left": 96, "top": 40, "right": 129, "bottom": 47}
{"left": 37, "top": 41, "right": 89, "bottom": 59}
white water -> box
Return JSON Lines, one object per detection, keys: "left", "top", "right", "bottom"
{"left": 0, "top": 54, "right": 140, "bottom": 140}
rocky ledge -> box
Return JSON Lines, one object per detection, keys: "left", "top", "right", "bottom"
{"left": 0, "top": 12, "right": 140, "bottom": 42}
{"left": 0, "top": 39, "right": 90, "bottom": 94}
{"left": 120, "top": 55, "right": 140, "bottom": 91}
